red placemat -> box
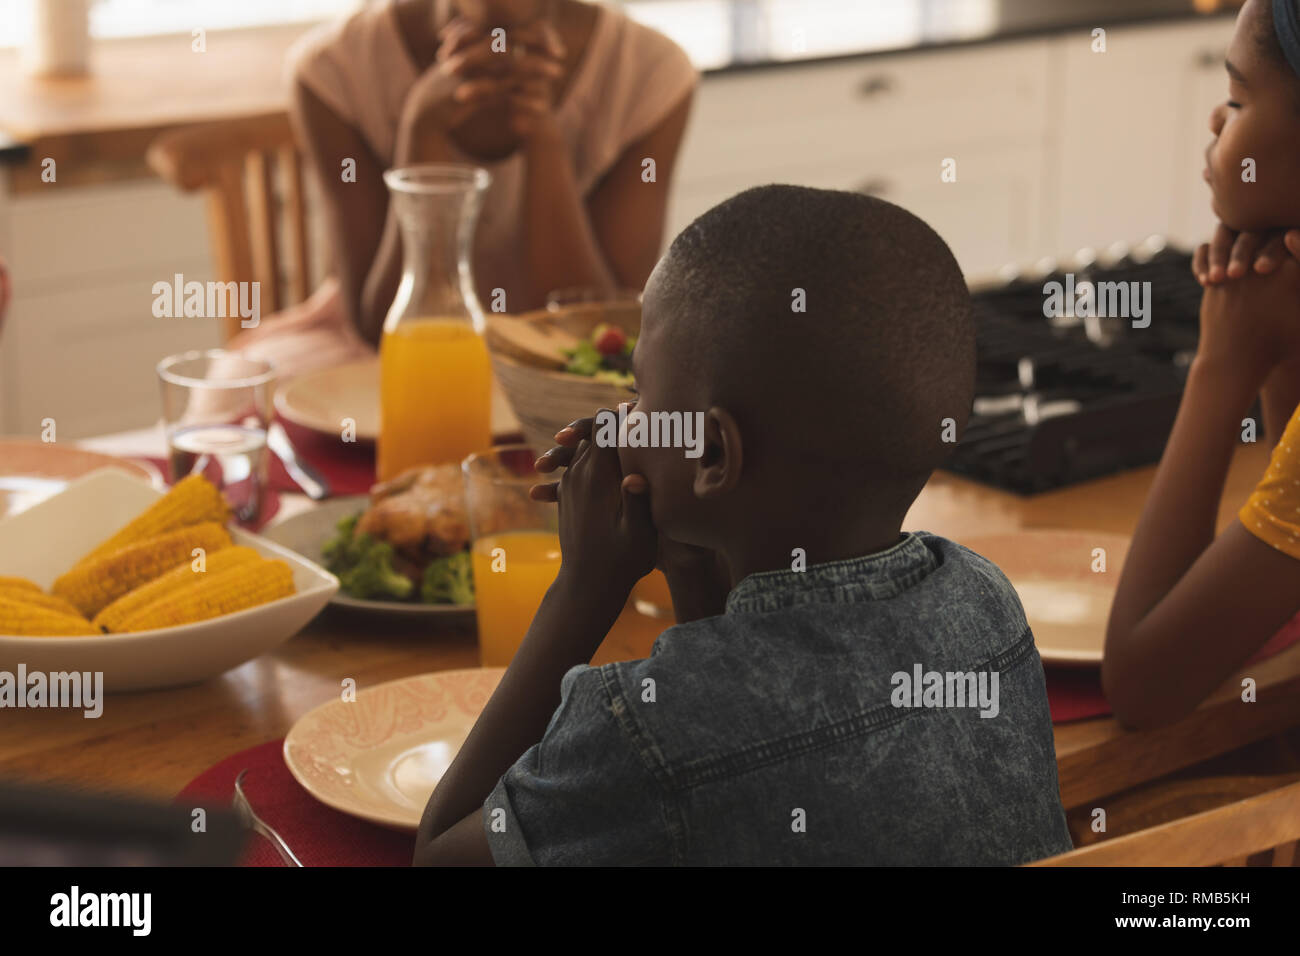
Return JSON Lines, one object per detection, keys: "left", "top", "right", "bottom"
{"left": 270, "top": 413, "right": 376, "bottom": 497}
{"left": 176, "top": 738, "right": 413, "bottom": 867}
{"left": 1044, "top": 607, "right": 1300, "bottom": 723}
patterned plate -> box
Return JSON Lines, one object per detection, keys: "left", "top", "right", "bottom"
{"left": 283, "top": 668, "right": 505, "bottom": 831}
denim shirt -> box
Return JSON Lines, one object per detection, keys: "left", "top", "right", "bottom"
{"left": 484, "top": 531, "right": 1073, "bottom": 865}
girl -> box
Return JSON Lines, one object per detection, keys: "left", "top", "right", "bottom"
{"left": 1103, "top": 0, "right": 1300, "bottom": 727}
{"left": 230, "top": 0, "right": 696, "bottom": 375}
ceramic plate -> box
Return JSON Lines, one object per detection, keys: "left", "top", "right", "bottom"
{"left": 0, "top": 438, "right": 160, "bottom": 520}
{"left": 261, "top": 496, "right": 474, "bottom": 619}
{"left": 959, "top": 530, "right": 1131, "bottom": 667}
{"left": 274, "top": 357, "right": 520, "bottom": 442}
{"left": 0, "top": 469, "right": 338, "bottom": 692}
{"left": 284, "top": 668, "right": 505, "bottom": 830}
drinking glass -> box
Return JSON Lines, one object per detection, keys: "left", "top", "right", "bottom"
{"left": 157, "top": 349, "right": 275, "bottom": 526}
{"left": 462, "top": 444, "right": 561, "bottom": 667}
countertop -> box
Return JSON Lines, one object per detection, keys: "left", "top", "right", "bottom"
{"left": 0, "top": 0, "right": 1243, "bottom": 162}
{"left": 630, "top": 0, "right": 1241, "bottom": 72}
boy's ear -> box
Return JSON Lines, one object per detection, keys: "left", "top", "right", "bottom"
{"left": 693, "top": 406, "right": 742, "bottom": 499}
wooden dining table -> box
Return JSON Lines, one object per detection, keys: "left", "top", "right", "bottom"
{"left": 3, "top": 430, "right": 1300, "bottom": 823}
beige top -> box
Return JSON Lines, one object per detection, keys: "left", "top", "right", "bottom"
{"left": 289, "top": 0, "right": 698, "bottom": 313}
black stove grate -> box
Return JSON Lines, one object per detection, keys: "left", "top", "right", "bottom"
{"left": 942, "top": 247, "right": 1206, "bottom": 495}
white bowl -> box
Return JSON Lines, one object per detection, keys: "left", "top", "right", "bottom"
{"left": 0, "top": 468, "right": 339, "bottom": 692}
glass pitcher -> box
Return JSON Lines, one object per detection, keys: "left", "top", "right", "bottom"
{"left": 377, "top": 164, "right": 493, "bottom": 481}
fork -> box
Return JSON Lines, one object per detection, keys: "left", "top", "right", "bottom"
{"left": 233, "top": 769, "right": 304, "bottom": 867}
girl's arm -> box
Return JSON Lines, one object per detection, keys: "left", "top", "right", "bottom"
{"left": 1103, "top": 263, "right": 1300, "bottom": 728}
{"left": 1259, "top": 353, "right": 1300, "bottom": 442}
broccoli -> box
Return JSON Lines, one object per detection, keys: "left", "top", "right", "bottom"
{"left": 338, "top": 537, "right": 414, "bottom": 601}
{"left": 321, "top": 512, "right": 360, "bottom": 567}
{"left": 421, "top": 551, "right": 475, "bottom": 605}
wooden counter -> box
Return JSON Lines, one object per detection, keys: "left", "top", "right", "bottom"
{"left": 0, "top": 25, "right": 312, "bottom": 191}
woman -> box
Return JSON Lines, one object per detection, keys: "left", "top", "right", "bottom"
{"left": 231, "top": 0, "right": 697, "bottom": 375}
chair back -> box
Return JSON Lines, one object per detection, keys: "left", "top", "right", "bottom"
{"left": 1031, "top": 778, "right": 1300, "bottom": 866}
{"left": 147, "top": 112, "right": 312, "bottom": 339}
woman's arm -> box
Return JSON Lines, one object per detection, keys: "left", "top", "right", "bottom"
{"left": 515, "top": 91, "right": 694, "bottom": 307}
{"left": 1103, "top": 262, "right": 1300, "bottom": 728}
{"left": 289, "top": 80, "right": 391, "bottom": 345}
{"left": 291, "top": 26, "right": 509, "bottom": 344}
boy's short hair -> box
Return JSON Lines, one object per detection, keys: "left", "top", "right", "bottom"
{"left": 655, "top": 184, "right": 975, "bottom": 507}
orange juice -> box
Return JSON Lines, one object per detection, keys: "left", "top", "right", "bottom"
{"left": 471, "top": 531, "right": 562, "bottom": 667}
{"left": 378, "top": 317, "right": 492, "bottom": 480}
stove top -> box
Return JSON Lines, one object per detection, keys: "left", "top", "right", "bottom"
{"left": 943, "top": 242, "right": 1209, "bottom": 494}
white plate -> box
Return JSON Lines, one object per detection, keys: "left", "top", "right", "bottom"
{"left": 273, "top": 356, "right": 520, "bottom": 442}
{"left": 261, "top": 496, "right": 475, "bottom": 619}
{"left": 0, "top": 469, "right": 339, "bottom": 692}
{"left": 274, "top": 359, "right": 381, "bottom": 442}
{"left": 959, "top": 530, "right": 1131, "bottom": 667}
{"left": 0, "top": 438, "right": 161, "bottom": 520}
{"left": 284, "top": 668, "right": 504, "bottom": 830}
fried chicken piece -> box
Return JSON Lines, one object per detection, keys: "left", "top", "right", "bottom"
{"left": 357, "top": 463, "right": 470, "bottom": 559}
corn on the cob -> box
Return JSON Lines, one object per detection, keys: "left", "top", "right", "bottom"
{"left": 53, "top": 522, "right": 232, "bottom": 618}
{"left": 0, "top": 576, "right": 40, "bottom": 593}
{"left": 70, "top": 474, "right": 229, "bottom": 571}
{"left": 0, "top": 587, "right": 84, "bottom": 619}
{"left": 0, "top": 596, "right": 99, "bottom": 636}
{"left": 116, "top": 558, "right": 295, "bottom": 633}
{"left": 94, "top": 545, "right": 261, "bottom": 632}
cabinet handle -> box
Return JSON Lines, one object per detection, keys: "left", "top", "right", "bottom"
{"left": 1193, "top": 48, "right": 1225, "bottom": 69}
{"left": 856, "top": 74, "right": 896, "bottom": 98}
{"left": 854, "top": 177, "right": 892, "bottom": 197}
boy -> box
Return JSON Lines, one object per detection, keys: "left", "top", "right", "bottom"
{"left": 415, "top": 185, "right": 1073, "bottom": 865}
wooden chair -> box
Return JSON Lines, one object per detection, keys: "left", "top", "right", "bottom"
{"left": 1031, "top": 778, "right": 1300, "bottom": 866}
{"left": 146, "top": 111, "right": 312, "bottom": 340}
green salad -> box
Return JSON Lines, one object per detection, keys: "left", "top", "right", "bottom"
{"left": 322, "top": 513, "right": 474, "bottom": 605}
{"left": 563, "top": 323, "right": 636, "bottom": 388}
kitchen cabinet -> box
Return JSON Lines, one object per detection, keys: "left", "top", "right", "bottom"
{"left": 1051, "top": 18, "right": 1231, "bottom": 258}
{"left": 667, "top": 37, "right": 1053, "bottom": 273}
{"left": 0, "top": 181, "right": 220, "bottom": 439}
{"left": 0, "top": 13, "right": 1241, "bottom": 437}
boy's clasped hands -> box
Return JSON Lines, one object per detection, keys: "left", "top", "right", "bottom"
{"left": 530, "top": 414, "right": 658, "bottom": 597}
{"left": 530, "top": 410, "right": 729, "bottom": 620}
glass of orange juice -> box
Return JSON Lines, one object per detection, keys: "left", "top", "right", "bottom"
{"left": 463, "top": 444, "right": 562, "bottom": 668}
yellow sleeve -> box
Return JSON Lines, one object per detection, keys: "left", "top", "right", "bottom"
{"left": 1239, "top": 404, "right": 1300, "bottom": 559}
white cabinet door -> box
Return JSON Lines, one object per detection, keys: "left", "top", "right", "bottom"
{"left": 669, "top": 142, "right": 1045, "bottom": 278}
{"left": 666, "top": 38, "right": 1053, "bottom": 274}
{"left": 1170, "top": 27, "right": 1235, "bottom": 247}
{"left": 2, "top": 182, "right": 218, "bottom": 437}
{"left": 1053, "top": 19, "right": 1236, "bottom": 257}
